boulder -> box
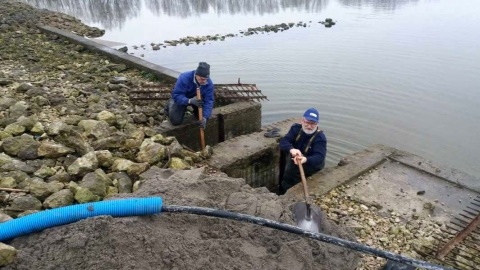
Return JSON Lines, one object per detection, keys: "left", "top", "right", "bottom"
{"left": 37, "top": 140, "right": 75, "bottom": 158}
{"left": 136, "top": 139, "right": 166, "bottom": 165}
{"left": 2, "top": 134, "right": 40, "bottom": 159}
{"left": 0, "top": 243, "right": 17, "bottom": 267}
{"left": 67, "top": 152, "right": 98, "bottom": 177}
{"left": 43, "top": 189, "right": 74, "bottom": 209}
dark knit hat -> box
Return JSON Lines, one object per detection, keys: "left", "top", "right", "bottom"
{"left": 196, "top": 62, "right": 210, "bottom": 78}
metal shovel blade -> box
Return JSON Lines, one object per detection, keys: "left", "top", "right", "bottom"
{"left": 293, "top": 202, "right": 324, "bottom": 233}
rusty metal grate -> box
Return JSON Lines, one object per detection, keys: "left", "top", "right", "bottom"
{"left": 214, "top": 83, "right": 268, "bottom": 103}
{"left": 416, "top": 196, "right": 480, "bottom": 270}
{"left": 128, "top": 82, "right": 267, "bottom": 103}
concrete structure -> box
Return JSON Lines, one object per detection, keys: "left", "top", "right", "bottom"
{"left": 38, "top": 25, "right": 180, "bottom": 83}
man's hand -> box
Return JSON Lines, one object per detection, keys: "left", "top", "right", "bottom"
{"left": 289, "top": 148, "right": 301, "bottom": 157}
{"left": 197, "top": 118, "right": 207, "bottom": 129}
{"left": 189, "top": 98, "right": 203, "bottom": 108}
{"left": 294, "top": 156, "right": 307, "bottom": 165}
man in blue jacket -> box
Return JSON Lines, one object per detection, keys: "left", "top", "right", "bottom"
{"left": 278, "top": 108, "right": 327, "bottom": 195}
{"left": 165, "top": 62, "right": 215, "bottom": 128}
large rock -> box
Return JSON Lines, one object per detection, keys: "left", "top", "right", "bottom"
{"left": 28, "top": 179, "right": 54, "bottom": 201}
{"left": 74, "top": 187, "right": 100, "bottom": 203}
{"left": 43, "top": 189, "right": 74, "bottom": 209}
{"left": 30, "top": 122, "right": 45, "bottom": 134}
{"left": 2, "top": 134, "right": 40, "bottom": 159}
{"left": 0, "top": 176, "right": 16, "bottom": 188}
{"left": 37, "top": 140, "right": 75, "bottom": 158}
{"left": 111, "top": 172, "right": 132, "bottom": 193}
{"left": 0, "top": 243, "right": 17, "bottom": 267}
{"left": 67, "top": 152, "right": 98, "bottom": 177}
{"left": 0, "top": 153, "right": 35, "bottom": 173}
{"left": 169, "top": 157, "right": 190, "bottom": 170}
{"left": 90, "top": 132, "right": 128, "bottom": 150}
{"left": 33, "top": 165, "right": 57, "bottom": 179}
{"left": 54, "top": 127, "right": 93, "bottom": 155}
{"left": 6, "top": 196, "right": 42, "bottom": 216}
{"left": 78, "top": 119, "right": 111, "bottom": 139}
{"left": 4, "top": 123, "right": 25, "bottom": 136}
{"left": 136, "top": 139, "right": 166, "bottom": 165}
{"left": 47, "top": 169, "right": 72, "bottom": 183}
{"left": 79, "top": 172, "right": 107, "bottom": 198}
{"left": 45, "top": 121, "right": 71, "bottom": 136}
{"left": 0, "top": 97, "right": 16, "bottom": 111}
{"left": 95, "top": 150, "right": 114, "bottom": 168}
{"left": 111, "top": 158, "right": 150, "bottom": 176}
{"left": 8, "top": 101, "right": 29, "bottom": 119}
{"left": 97, "top": 110, "right": 116, "bottom": 125}
{"left": 15, "top": 116, "right": 37, "bottom": 131}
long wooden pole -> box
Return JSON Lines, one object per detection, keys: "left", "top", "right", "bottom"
{"left": 196, "top": 87, "right": 206, "bottom": 150}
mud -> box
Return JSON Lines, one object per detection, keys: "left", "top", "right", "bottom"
{"left": 4, "top": 167, "right": 360, "bottom": 270}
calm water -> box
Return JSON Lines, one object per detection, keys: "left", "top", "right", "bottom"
{"left": 22, "top": 0, "right": 480, "bottom": 177}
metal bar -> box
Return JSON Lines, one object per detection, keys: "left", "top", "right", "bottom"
{"left": 463, "top": 209, "right": 479, "bottom": 217}
{"left": 450, "top": 222, "right": 480, "bottom": 236}
{"left": 471, "top": 202, "right": 480, "bottom": 207}
{"left": 436, "top": 213, "right": 480, "bottom": 259}
{"left": 421, "top": 246, "right": 470, "bottom": 269}
{"left": 466, "top": 205, "right": 480, "bottom": 212}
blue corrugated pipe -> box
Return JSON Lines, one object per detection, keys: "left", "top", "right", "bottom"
{"left": 0, "top": 197, "right": 162, "bottom": 242}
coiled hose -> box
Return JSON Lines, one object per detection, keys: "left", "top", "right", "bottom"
{"left": 0, "top": 197, "right": 450, "bottom": 270}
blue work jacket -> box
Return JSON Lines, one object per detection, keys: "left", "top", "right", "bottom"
{"left": 172, "top": 70, "right": 215, "bottom": 119}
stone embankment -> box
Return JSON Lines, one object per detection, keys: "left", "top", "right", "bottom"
{"left": 0, "top": 2, "right": 215, "bottom": 264}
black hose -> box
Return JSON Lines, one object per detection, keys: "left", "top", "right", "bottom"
{"left": 162, "top": 205, "right": 452, "bottom": 270}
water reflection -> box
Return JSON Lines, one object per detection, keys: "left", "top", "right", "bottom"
{"left": 338, "top": 0, "right": 418, "bottom": 10}
{"left": 21, "top": 0, "right": 328, "bottom": 30}
{"left": 21, "top": 0, "right": 418, "bottom": 30}
{"left": 22, "top": 0, "right": 142, "bottom": 30}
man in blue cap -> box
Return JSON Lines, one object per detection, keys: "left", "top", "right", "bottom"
{"left": 278, "top": 108, "right": 327, "bottom": 195}
{"left": 164, "top": 62, "right": 214, "bottom": 129}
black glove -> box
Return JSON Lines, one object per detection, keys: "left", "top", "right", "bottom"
{"left": 197, "top": 118, "right": 207, "bottom": 129}
{"left": 189, "top": 97, "right": 203, "bottom": 108}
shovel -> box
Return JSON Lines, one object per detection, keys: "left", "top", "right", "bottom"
{"left": 196, "top": 87, "right": 206, "bottom": 150}
{"left": 293, "top": 156, "right": 323, "bottom": 233}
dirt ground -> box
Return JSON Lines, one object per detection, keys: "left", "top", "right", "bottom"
{"left": 4, "top": 167, "right": 360, "bottom": 270}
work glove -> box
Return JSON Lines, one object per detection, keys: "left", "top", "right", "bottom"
{"left": 197, "top": 118, "right": 207, "bottom": 129}
{"left": 189, "top": 97, "right": 203, "bottom": 108}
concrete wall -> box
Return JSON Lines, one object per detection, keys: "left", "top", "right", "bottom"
{"left": 157, "top": 102, "right": 262, "bottom": 150}
{"left": 38, "top": 25, "right": 180, "bottom": 83}
{"left": 221, "top": 147, "right": 280, "bottom": 190}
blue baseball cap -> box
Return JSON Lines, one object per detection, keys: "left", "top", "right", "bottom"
{"left": 303, "top": 108, "right": 319, "bottom": 123}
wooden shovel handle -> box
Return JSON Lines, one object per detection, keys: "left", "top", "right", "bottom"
{"left": 196, "top": 88, "right": 205, "bottom": 150}
{"left": 297, "top": 156, "right": 309, "bottom": 204}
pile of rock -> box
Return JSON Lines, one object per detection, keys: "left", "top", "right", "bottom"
{"left": 0, "top": 0, "right": 211, "bottom": 223}
{"left": 315, "top": 184, "right": 448, "bottom": 269}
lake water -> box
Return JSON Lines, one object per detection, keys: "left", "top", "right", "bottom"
{"left": 22, "top": 0, "right": 480, "bottom": 177}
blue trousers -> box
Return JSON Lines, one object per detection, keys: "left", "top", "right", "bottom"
{"left": 166, "top": 98, "right": 199, "bottom": 125}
